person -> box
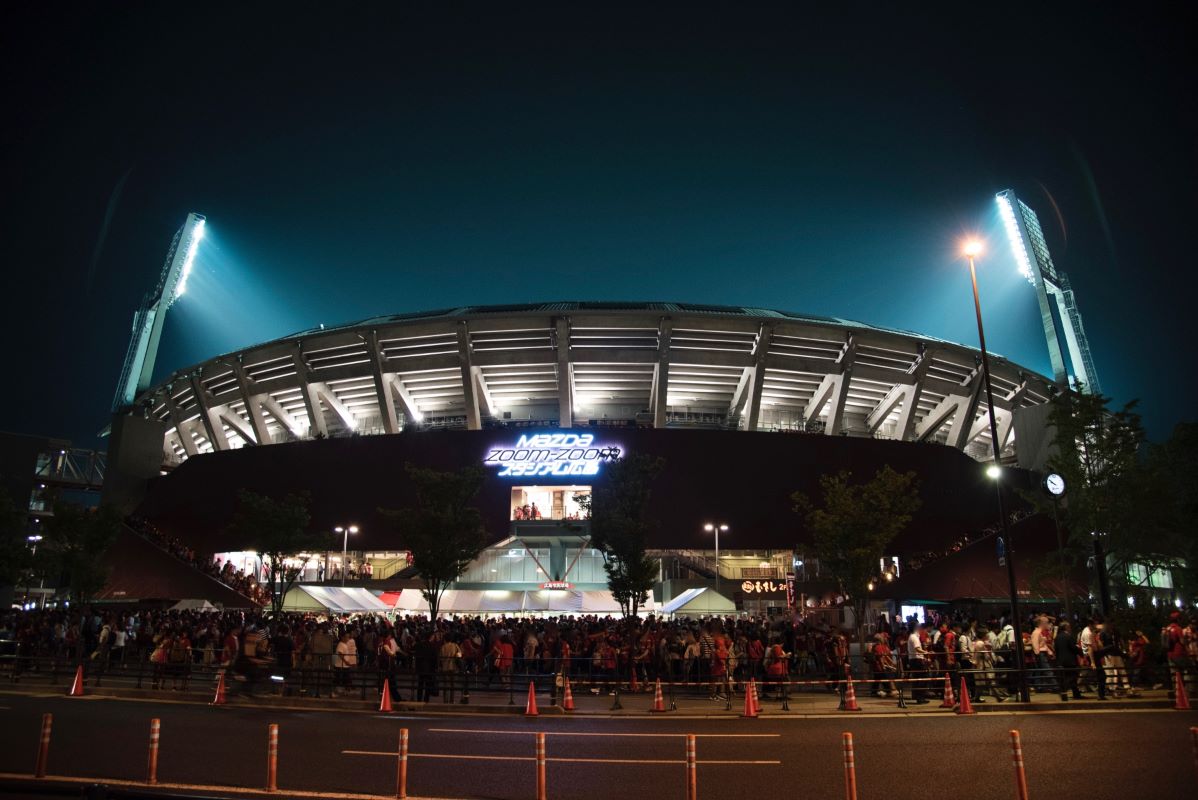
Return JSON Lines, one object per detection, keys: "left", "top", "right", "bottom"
{"left": 1099, "top": 622, "right": 1131, "bottom": 697}
{"left": 1127, "top": 629, "right": 1149, "bottom": 689}
{"left": 1087, "top": 618, "right": 1109, "bottom": 700}
{"left": 972, "top": 624, "right": 1006, "bottom": 701}
{"left": 1054, "top": 621, "right": 1083, "bottom": 700}
{"left": 334, "top": 631, "right": 358, "bottom": 696}
{"left": 763, "top": 636, "right": 789, "bottom": 699}
{"left": 1030, "top": 616, "right": 1057, "bottom": 694}
{"left": 1163, "top": 612, "right": 1187, "bottom": 698}
{"left": 415, "top": 632, "right": 440, "bottom": 702}
{"left": 955, "top": 621, "right": 981, "bottom": 703}
{"left": 530, "top": 502, "right": 541, "bottom": 520}
{"left": 710, "top": 631, "right": 730, "bottom": 702}
{"left": 871, "top": 634, "right": 898, "bottom": 697}
{"left": 491, "top": 633, "right": 514, "bottom": 687}
{"left": 904, "top": 623, "right": 931, "bottom": 703}
{"left": 439, "top": 633, "right": 462, "bottom": 701}
{"left": 377, "top": 629, "right": 402, "bottom": 700}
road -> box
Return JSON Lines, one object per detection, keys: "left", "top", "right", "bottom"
{"left": 0, "top": 693, "right": 1194, "bottom": 799}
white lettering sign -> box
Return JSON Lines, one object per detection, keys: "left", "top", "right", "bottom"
{"left": 483, "top": 433, "right": 622, "bottom": 478}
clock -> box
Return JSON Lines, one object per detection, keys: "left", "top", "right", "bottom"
{"left": 1045, "top": 473, "right": 1066, "bottom": 496}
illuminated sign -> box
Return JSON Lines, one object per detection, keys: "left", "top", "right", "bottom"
{"left": 740, "top": 580, "right": 786, "bottom": 595}
{"left": 484, "top": 433, "right": 622, "bottom": 478}
{"left": 540, "top": 581, "right": 574, "bottom": 590}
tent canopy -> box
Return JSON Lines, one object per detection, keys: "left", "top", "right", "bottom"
{"left": 386, "top": 589, "right": 651, "bottom": 617}
{"left": 169, "top": 599, "right": 220, "bottom": 611}
{"left": 661, "top": 588, "right": 737, "bottom": 616}
{"left": 284, "top": 585, "right": 391, "bottom": 613}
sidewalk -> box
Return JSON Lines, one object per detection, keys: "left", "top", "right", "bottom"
{"left": 1, "top": 680, "right": 1178, "bottom": 716}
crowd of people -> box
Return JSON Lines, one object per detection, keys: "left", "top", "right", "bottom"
{"left": 2, "top": 605, "right": 1194, "bottom": 704}
{"left": 127, "top": 516, "right": 271, "bottom": 605}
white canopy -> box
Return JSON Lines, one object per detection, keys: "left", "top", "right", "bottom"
{"left": 169, "top": 598, "right": 220, "bottom": 612}
{"left": 388, "top": 588, "right": 652, "bottom": 617}
{"left": 284, "top": 585, "right": 392, "bottom": 613}
{"left": 660, "top": 588, "right": 736, "bottom": 616}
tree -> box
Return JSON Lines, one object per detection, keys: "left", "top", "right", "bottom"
{"left": 577, "top": 454, "right": 665, "bottom": 618}
{"left": 1039, "top": 391, "right": 1174, "bottom": 607}
{"left": 380, "top": 464, "right": 487, "bottom": 620}
{"left": 1142, "top": 422, "right": 1198, "bottom": 595}
{"left": 229, "top": 490, "right": 323, "bottom": 616}
{"left": 792, "top": 466, "right": 921, "bottom": 662}
{"left": 40, "top": 503, "right": 122, "bottom": 603}
{"left": 0, "top": 490, "right": 33, "bottom": 588}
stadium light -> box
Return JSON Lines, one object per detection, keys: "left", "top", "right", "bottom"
{"left": 995, "top": 193, "right": 1036, "bottom": 286}
{"left": 703, "top": 522, "right": 729, "bottom": 596}
{"left": 172, "top": 217, "right": 206, "bottom": 299}
{"left": 986, "top": 464, "right": 1002, "bottom": 479}
{"left": 334, "top": 524, "right": 359, "bottom": 587}
{"left": 962, "top": 239, "right": 984, "bottom": 258}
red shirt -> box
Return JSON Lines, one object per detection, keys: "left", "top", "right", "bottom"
{"left": 1166, "top": 623, "right": 1186, "bottom": 660}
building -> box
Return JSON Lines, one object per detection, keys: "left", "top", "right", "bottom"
{"left": 89, "top": 302, "right": 1078, "bottom": 615}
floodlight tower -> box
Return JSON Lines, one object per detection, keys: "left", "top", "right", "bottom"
{"left": 995, "top": 190, "right": 1100, "bottom": 394}
{"left": 111, "top": 213, "right": 206, "bottom": 412}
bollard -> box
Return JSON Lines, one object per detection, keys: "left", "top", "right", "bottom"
{"left": 396, "top": 728, "right": 408, "bottom": 800}
{"left": 146, "top": 718, "right": 161, "bottom": 785}
{"left": 841, "top": 732, "right": 857, "bottom": 800}
{"left": 34, "top": 713, "right": 52, "bottom": 779}
{"left": 266, "top": 724, "right": 279, "bottom": 793}
{"left": 685, "top": 734, "right": 697, "bottom": 800}
{"left": 535, "top": 732, "right": 547, "bottom": 800}
{"left": 1190, "top": 727, "right": 1197, "bottom": 782}
{"left": 1009, "top": 730, "right": 1029, "bottom": 800}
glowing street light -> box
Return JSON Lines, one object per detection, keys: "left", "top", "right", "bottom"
{"left": 961, "top": 237, "right": 1028, "bottom": 702}
{"left": 703, "top": 522, "right": 729, "bottom": 596}
{"left": 334, "top": 524, "right": 360, "bottom": 586}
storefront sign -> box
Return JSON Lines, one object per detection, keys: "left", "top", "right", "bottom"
{"left": 785, "top": 572, "right": 796, "bottom": 608}
{"left": 740, "top": 580, "right": 787, "bottom": 594}
{"left": 484, "top": 433, "right": 622, "bottom": 478}
{"left": 540, "top": 581, "right": 574, "bottom": 590}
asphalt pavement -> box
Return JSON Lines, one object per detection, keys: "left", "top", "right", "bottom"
{"left": 0, "top": 693, "right": 1195, "bottom": 800}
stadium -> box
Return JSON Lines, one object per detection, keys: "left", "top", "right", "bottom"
{"left": 94, "top": 301, "right": 1071, "bottom": 619}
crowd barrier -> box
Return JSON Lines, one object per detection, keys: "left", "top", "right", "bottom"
{"left": 5, "top": 652, "right": 1196, "bottom": 712}
{"left": 22, "top": 713, "right": 1198, "bottom": 799}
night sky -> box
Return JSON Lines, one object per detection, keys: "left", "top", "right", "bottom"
{"left": 2, "top": 5, "right": 1194, "bottom": 446}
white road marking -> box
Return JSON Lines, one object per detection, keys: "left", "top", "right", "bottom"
{"left": 343, "top": 750, "right": 780, "bottom": 765}
{"left": 428, "top": 728, "right": 780, "bottom": 738}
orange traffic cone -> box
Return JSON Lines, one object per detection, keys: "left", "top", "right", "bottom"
{"left": 1175, "top": 672, "right": 1191, "bottom": 711}
{"left": 750, "top": 679, "right": 762, "bottom": 715}
{"left": 561, "top": 676, "right": 575, "bottom": 711}
{"left": 379, "top": 679, "right": 394, "bottom": 713}
{"left": 525, "top": 681, "right": 539, "bottom": 717}
{"left": 956, "top": 678, "right": 975, "bottom": 715}
{"left": 742, "top": 678, "right": 759, "bottom": 718}
{"left": 630, "top": 668, "right": 639, "bottom": 693}
{"left": 210, "top": 672, "right": 227, "bottom": 706}
{"left": 842, "top": 668, "right": 861, "bottom": 712}
{"left": 68, "top": 665, "right": 84, "bottom": 697}
{"left": 650, "top": 678, "right": 666, "bottom": 713}
{"left": 939, "top": 673, "right": 956, "bottom": 708}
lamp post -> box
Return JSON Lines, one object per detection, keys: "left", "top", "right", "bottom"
{"left": 703, "top": 523, "right": 729, "bottom": 596}
{"left": 964, "top": 239, "right": 1029, "bottom": 703}
{"left": 334, "top": 525, "right": 359, "bottom": 586}
{"left": 25, "top": 535, "right": 43, "bottom": 608}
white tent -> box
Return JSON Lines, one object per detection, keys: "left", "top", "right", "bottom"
{"left": 659, "top": 588, "right": 736, "bottom": 617}
{"left": 169, "top": 599, "right": 220, "bottom": 612}
{"left": 283, "top": 585, "right": 391, "bottom": 614}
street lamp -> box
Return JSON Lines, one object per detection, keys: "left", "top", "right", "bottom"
{"left": 703, "top": 522, "right": 729, "bottom": 596}
{"left": 334, "top": 525, "right": 359, "bottom": 586}
{"left": 965, "top": 238, "right": 1029, "bottom": 702}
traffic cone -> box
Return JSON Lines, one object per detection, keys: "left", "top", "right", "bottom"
{"left": 210, "top": 672, "right": 227, "bottom": 706}
{"left": 1175, "top": 672, "right": 1191, "bottom": 711}
{"left": 750, "top": 679, "right": 762, "bottom": 715}
{"left": 842, "top": 669, "right": 861, "bottom": 712}
{"left": 561, "top": 676, "right": 575, "bottom": 711}
{"left": 650, "top": 678, "right": 667, "bottom": 712}
{"left": 939, "top": 673, "right": 956, "bottom": 708}
{"left": 956, "top": 678, "right": 975, "bottom": 715}
{"left": 524, "top": 681, "right": 539, "bottom": 716}
{"left": 379, "top": 679, "right": 394, "bottom": 713}
{"left": 742, "top": 678, "right": 759, "bottom": 718}
{"left": 68, "top": 665, "right": 85, "bottom": 697}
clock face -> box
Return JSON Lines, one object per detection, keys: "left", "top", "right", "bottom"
{"left": 1045, "top": 473, "right": 1066, "bottom": 496}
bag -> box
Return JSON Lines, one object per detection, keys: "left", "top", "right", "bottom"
{"left": 151, "top": 645, "right": 168, "bottom": 664}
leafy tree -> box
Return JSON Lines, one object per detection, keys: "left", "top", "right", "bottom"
{"left": 793, "top": 466, "right": 921, "bottom": 661}
{"left": 1039, "top": 391, "right": 1178, "bottom": 607}
{"left": 0, "top": 489, "right": 33, "bottom": 587}
{"left": 40, "top": 503, "right": 122, "bottom": 602}
{"left": 577, "top": 454, "right": 665, "bottom": 618}
{"left": 1139, "top": 422, "right": 1198, "bottom": 595}
{"left": 380, "top": 464, "right": 487, "bottom": 620}
{"left": 229, "top": 490, "right": 323, "bottom": 616}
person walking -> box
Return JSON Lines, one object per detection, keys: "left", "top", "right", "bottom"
{"left": 1054, "top": 621, "right": 1083, "bottom": 700}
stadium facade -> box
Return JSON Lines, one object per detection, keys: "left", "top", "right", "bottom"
{"left": 93, "top": 303, "right": 1075, "bottom": 617}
